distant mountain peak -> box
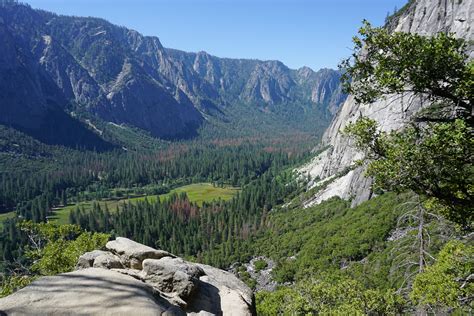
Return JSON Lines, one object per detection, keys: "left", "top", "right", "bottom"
{"left": 0, "top": 3, "right": 346, "bottom": 144}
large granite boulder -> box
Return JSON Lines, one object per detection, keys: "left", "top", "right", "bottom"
{"left": 76, "top": 249, "right": 109, "bottom": 269}
{"left": 106, "top": 237, "right": 174, "bottom": 269}
{"left": 76, "top": 249, "right": 124, "bottom": 269}
{"left": 0, "top": 237, "right": 255, "bottom": 315}
{"left": 140, "top": 257, "right": 205, "bottom": 306}
{"left": 188, "top": 264, "right": 255, "bottom": 316}
{"left": 93, "top": 252, "right": 124, "bottom": 269}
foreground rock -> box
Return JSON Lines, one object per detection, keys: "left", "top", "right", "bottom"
{"left": 0, "top": 268, "right": 169, "bottom": 315}
{"left": 0, "top": 238, "right": 255, "bottom": 315}
{"left": 106, "top": 237, "right": 174, "bottom": 269}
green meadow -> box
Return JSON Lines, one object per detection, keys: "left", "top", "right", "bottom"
{"left": 50, "top": 183, "right": 239, "bottom": 224}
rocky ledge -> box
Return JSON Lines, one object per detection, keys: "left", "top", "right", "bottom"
{"left": 0, "top": 237, "right": 255, "bottom": 315}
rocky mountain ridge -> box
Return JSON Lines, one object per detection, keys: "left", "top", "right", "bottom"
{"left": 298, "top": 0, "right": 473, "bottom": 207}
{"left": 0, "top": 237, "right": 255, "bottom": 315}
{"left": 0, "top": 2, "right": 346, "bottom": 144}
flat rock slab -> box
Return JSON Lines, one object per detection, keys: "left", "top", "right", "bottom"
{"left": 0, "top": 268, "right": 171, "bottom": 316}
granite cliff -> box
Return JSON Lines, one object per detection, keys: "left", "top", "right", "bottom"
{"left": 298, "top": 0, "right": 474, "bottom": 207}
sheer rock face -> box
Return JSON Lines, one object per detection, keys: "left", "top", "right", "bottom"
{"left": 0, "top": 237, "right": 255, "bottom": 316}
{"left": 166, "top": 49, "right": 347, "bottom": 111}
{"left": 0, "top": 3, "right": 346, "bottom": 142}
{"left": 298, "top": 0, "right": 474, "bottom": 208}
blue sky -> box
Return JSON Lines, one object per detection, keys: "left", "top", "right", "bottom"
{"left": 27, "top": 0, "right": 408, "bottom": 70}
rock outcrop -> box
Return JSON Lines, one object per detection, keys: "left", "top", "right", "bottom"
{"left": 0, "top": 237, "right": 255, "bottom": 315}
{"left": 299, "top": 0, "right": 474, "bottom": 208}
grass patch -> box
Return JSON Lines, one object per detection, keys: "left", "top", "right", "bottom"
{"left": 254, "top": 259, "right": 268, "bottom": 273}
{"left": 51, "top": 183, "right": 239, "bottom": 224}
{"left": 160, "top": 183, "right": 239, "bottom": 206}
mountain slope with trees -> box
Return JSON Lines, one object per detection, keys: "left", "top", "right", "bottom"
{"left": 0, "top": 1, "right": 345, "bottom": 145}
{"left": 255, "top": 1, "right": 473, "bottom": 313}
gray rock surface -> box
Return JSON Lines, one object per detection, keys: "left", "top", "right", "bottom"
{"left": 93, "top": 252, "right": 124, "bottom": 269}
{"left": 189, "top": 263, "right": 255, "bottom": 316}
{"left": 76, "top": 249, "right": 109, "bottom": 269}
{"left": 140, "top": 257, "right": 204, "bottom": 306}
{"left": 142, "top": 257, "right": 204, "bottom": 280}
{"left": 106, "top": 236, "right": 174, "bottom": 269}
{"left": 247, "top": 257, "right": 277, "bottom": 292}
{"left": 0, "top": 237, "right": 255, "bottom": 315}
{"left": 0, "top": 268, "right": 170, "bottom": 316}
{"left": 298, "top": 0, "right": 474, "bottom": 208}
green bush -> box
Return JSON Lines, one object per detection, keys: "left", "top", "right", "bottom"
{"left": 0, "top": 221, "right": 110, "bottom": 297}
{"left": 30, "top": 231, "right": 110, "bottom": 275}
{"left": 411, "top": 240, "right": 473, "bottom": 311}
{"left": 0, "top": 275, "right": 36, "bottom": 298}
{"left": 253, "top": 259, "right": 268, "bottom": 273}
{"left": 239, "top": 271, "right": 257, "bottom": 290}
{"left": 257, "top": 277, "right": 405, "bottom": 315}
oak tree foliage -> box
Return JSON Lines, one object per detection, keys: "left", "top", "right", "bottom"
{"left": 341, "top": 22, "right": 473, "bottom": 229}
